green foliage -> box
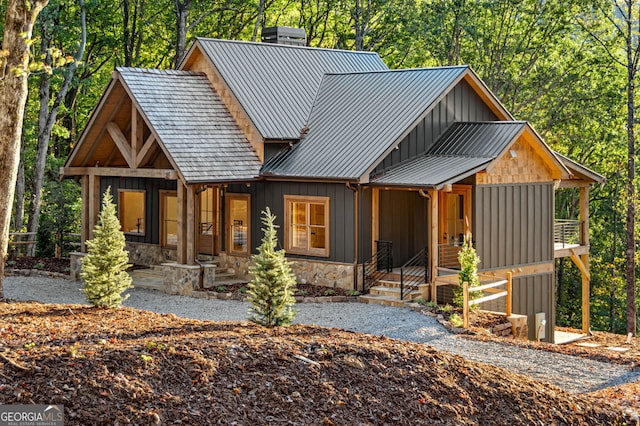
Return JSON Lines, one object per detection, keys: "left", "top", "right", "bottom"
{"left": 215, "top": 285, "right": 227, "bottom": 292}
{"left": 323, "top": 289, "right": 335, "bottom": 296}
{"left": 347, "top": 289, "right": 360, "bottom": 296}
{"left": 247, "top": 207, "right": 297, "bottom": 327}
{"left": 36, "top": 176, "right": 81, "bottom": 258}
{"left": 453, "top": 234, "right": 482, "bottom": 308}
{"left": 81, "top": 187, "right": 133, "bottom": 308}
{"left": 449, "top": 313, "right": 464, "bottom": 328}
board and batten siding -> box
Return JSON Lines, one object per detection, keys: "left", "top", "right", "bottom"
{"left": 100, "top": 177, "right": 177, "bottom": 245}
{"left": 474, "top": 182, "right": 554, "bottom": 269}
{"left": 227, "top": 181, "right": 356, "bottom": 264}
{"left": 374, "top": 80, "right": 497, "bottom": 174}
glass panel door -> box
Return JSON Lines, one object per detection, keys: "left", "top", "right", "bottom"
{"left": 226, "top": 194, "right": 250, "bottom": 255}
{"left": 198, "top": 187, "right": 218, "bottom": 255}
{"left": 160, "top": 191, "right": 177, "bottom": 248}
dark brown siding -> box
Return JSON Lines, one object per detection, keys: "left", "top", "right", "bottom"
{"left": 228, "top": 181, "right": 356, "bottom": 263}
{"left": 374, "top": 80, "right": 497, "bottom": 174}
{"left": 474, "top": 183, "right": 554, "bottom": 269}
{"left": 512, "top": 273, "right": 555, "bottom": 342}
{"left": 378, "top": 190, "right": 428, "bottom": 266}
{"left": 359, "top": 186, "right": 373, "bottom": 261}
{"left": 101, "top": 177, "right": 177, "bottom": 245}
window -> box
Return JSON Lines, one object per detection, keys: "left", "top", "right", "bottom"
{"left": 226, "top": 194, "right": 250, "bottom": 255}
{"left": 284, "top": 195, "right": 329, "bottom": 257}
{"left": 160, "top": 191, "right": 177, "bottom": 248}
{"left": 119, "top": 190, "right": 145, "bottom": 235}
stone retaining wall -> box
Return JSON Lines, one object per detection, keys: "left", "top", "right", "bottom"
{"left": 126, "top": 242, "right": 176, "bottom": 266}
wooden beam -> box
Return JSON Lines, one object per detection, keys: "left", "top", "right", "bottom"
{"left": 131, "top": 107, "right": 143, "bottom": 164}
{"left": 569, "top": 249, "right": 590, "bottom": 280}
{"left": 429, "top": 188, "right": 439, "bottom": 302}
{"left": 81, "top": 91, "right": 127, "bottom": 167}
{"left": 135, "top": 134, "right": 157, "bottom": 168}
{"left": 177, "top": 182, "right": 187, "bottom": 264}
{"left": 106, "top": 122, "right": 134, "bottom": 168}
{"left": 579, "top": 186, "right": 591, "bottom": 334}
{"left": 61, "top": 166, "right": 177, "bottom": 180}
{"left": 186, "top": 185, "right": 196, "bottom": 265}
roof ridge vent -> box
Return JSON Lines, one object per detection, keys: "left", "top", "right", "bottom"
{"left": 261, "top": 26, "right": 307, "bottom": 46}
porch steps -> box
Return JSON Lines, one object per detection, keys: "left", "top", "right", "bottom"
{"left": 359, "top": 278, "right": 426, "bottom": 307}
{"left": 129, "top": 268, "right": 164, "bottom": 291}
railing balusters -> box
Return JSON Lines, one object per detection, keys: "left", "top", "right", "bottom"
{"left": 400, "top": 246, "right": 429, "bottom": 300}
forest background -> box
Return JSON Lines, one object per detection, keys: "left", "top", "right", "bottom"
{"left": 1, "top": 0, "right": 638, "bottom": 335}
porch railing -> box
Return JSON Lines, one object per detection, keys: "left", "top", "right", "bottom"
{"left": 400, "top": 246, "right": 429, "bottom": 300}
{"left": 554, "top": 219, "right": 584, "bottom": 247}
{"left": 438, "top": 242, "right": 463, "bottom": 271}
{"left": 360, "top": 240, "right": 393, "bottom": 293}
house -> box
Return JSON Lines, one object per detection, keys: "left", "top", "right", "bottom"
{"left": 62, "top": 27, "right": 602, "bottom": 342}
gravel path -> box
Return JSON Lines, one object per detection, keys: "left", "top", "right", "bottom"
{"left": 4, "top": 275, "right": 639, "bottom": 394}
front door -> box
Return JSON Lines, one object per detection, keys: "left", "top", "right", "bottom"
{"left": 438, "top": 185, "right": 471, "bottom": 268}
{"left": 198, "top": 187, "right": 219, "bottom": 255}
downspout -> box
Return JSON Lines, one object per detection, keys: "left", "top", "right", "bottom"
{"left": 346, "top": 182, "right": 359, "bottom": 290}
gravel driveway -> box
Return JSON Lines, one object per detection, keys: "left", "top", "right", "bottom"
{"left": 4, "top": 275, "right": 639, "bottom": 394}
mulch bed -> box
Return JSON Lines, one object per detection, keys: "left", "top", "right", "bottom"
{"left": 6, "top": 256, "right": 70, "bottom": 274}
{"left": 0, "top": 301, "right": 631, "bottom": 425}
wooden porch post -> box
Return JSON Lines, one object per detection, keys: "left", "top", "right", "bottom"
{"left": 371, "top": 187, "right": 379, "bottom": 256}
{"left": 186, "top": 185, "right": 196, "bottom": 265}
{"left": 80, "top": 175, "right": 88, "bottom": 251}
{"left": 429, "top": 189, "right": 439, "bottom": 303}
{"left": 88, "top": 174, "right": 100, "bottom": 240}
{"left": 177, "top": 181, "right": 187, "bottom": 264}
{"left": 580, "top": 185, "right": 590, "bottom": 333}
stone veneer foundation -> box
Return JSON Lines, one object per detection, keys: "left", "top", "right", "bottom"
{"left": 215, "top": 253, "right": 357, "bottom": 290}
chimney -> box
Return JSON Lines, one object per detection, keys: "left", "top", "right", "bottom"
{"left": 261, "top": 26, "right": 307, "bottom": 47}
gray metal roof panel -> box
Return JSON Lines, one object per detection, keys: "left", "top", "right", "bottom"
{"left": 196, "top": 38, "right": 388, "bottom": 140}
{"left": 118, "top": 67, "right": 262, "bottom": 183}
{"left": 427, "top": 121, "right": 526, "bottom": 157}
{"left": 371, "top": 155, "right": 492, "bottom": 187}
{"left": 262, "top": 66, "right": 469, "bottom": 179}
{"left": 553, "top": 151, "right": 605, "bottom": 183}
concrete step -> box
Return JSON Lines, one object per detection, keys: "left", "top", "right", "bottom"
{"left": 359, "top": 294, "right": 406, "bottom": 307}
{"left": 369, "top": 285, "right": 421, "bottom": 300}
{"left": 130, "top": 268, "right": 163, "bottom": 279}
{"left": 129, "top": 269, "right": 164, "bottom": 291}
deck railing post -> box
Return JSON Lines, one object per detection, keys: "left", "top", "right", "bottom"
{"left": 463, "top": 281, "right": 469, "bottom": 328}
{"left": 506, "top": 272, "right": 512, "bottom": 317}
{"left": 400, "top": 269, "right": 404, "bottom": 300}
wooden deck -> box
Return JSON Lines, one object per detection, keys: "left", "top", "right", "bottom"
{"left": 554, "top": 243, "right": 589, "bottom": 259}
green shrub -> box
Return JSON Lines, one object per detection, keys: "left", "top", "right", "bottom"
{"left": 449, "top": 313, "right": 464, "bottom": 328}
{"left": 81, "top": 187, "right": 132, "bottom": 308}
{"left": 453, "top": 233, "right": 482, "bottom": 309}
{"left": 247, "top": 208, "right": 297, "bottom": 327}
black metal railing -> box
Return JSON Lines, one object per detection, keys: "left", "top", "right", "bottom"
{"left": 400, "top": 246, "right": 429, "bottom": 300}
{"left": 360, "top": 240, "right": 393, "bottom": 293}
{"left": 438, "top": 242, "right": 463, "bottom": 271}
{"left": 554, "top": 219, "right": 583, "bottom": 247}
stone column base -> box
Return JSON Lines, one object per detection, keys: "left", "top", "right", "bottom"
{"left": 69, "top": 252, "right": 87, "bottom": 281}
{"left": 507, "top": 314, "right": 528, "bottom": 340}
{"left": 163, "top": 263, "right": 200, "bottom": 296}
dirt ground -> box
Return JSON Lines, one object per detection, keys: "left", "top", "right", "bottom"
{"left": 0, "top": 301, "right": 633, "bottom": 425}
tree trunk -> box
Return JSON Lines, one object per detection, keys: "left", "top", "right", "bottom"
{"left": 174, "top": 0, "right": 191, "bottom": 68}
{"left": 625, "top": 0, "right": 637, "bottom": 338}
{"left": 251, "top": 0, "right": 265, "bottom": 42}
{"left": 26, "top": 0, "right": 86, "bottom": 256}
{"left": 0, "top": 0, "right": 49, "bottom": 298}
{"left": 13, "top": 131, "right": 27, "bottom": 234}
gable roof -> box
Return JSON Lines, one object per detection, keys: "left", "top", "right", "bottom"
{"left": 262, "top": 66, "right": 470, "bottom": 180}
{"left": 554, "top": 151, "right": 605, "bottom": 184}
{"left": 371, "top": 121, "right": 566, "bottom": 188}
{"left": 191, "top": 38, "right": 388, "bottom": 140}
{"left": 118, "top": 68, "right": 261, "bottom": 183}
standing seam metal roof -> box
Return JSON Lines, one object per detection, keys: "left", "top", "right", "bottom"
{"left": 118, "top": 68, "right": 262, "bottom": 183}
{"left": 196, "top": 38, "right": 388, "bottom": 140}
{"left": 371, "top": 122, "right": 527, "bottom": 187}
{"left": 262, "top": 66, "right": 469, "bottom": 180}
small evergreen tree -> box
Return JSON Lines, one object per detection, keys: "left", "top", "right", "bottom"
{"left": 81, "top": 187, "right": 133, "bottom": 308}
{"left": 247, "top": 207, "right": 297, "bottom": 327}
{"left": 453, "top": 233, "right": 482, "bottom": 308}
